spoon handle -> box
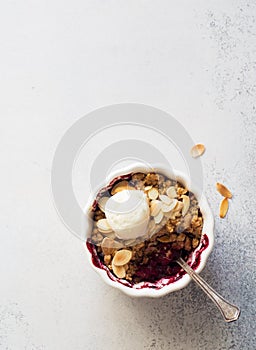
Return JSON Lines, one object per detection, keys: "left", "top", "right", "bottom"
{"left": 177, "top": 258, "right": 240, "bottom": 323}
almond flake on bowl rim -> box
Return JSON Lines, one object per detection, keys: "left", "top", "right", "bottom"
{"left": 190, "top": 144, "right": 205, "bottom": 158}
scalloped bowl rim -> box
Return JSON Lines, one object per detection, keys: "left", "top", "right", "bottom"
{"left": 84, "top": 163, "right": 214, "bottom": 298}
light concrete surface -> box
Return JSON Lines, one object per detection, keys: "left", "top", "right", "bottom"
{"left": 1, "top": 1, "right": 256, "bottom": 349}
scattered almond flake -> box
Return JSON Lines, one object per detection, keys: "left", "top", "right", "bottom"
{"left": 98, "top": 196, "right": 109, "bottom": 212}
{"left": 219, "top": 197, "right": 229, "bottom": 218}
{"left": 159, "top": 194, "right": 172, "bottom": 205}
{"left": 216, "top": 182, "right": 232, "bottom": 199}
{"left": 166, "top": 186, "right": 177, "bottom": 198}
{"left": 181, "top": 195, "right": 190, "bottom": 216}
{"left": 148, "top": 187, "right": 159, "bottom": 200}
{"left": 154, "top": 210, "right": 164, "bottom": 224}
{"left": 97, "top": 219, "right": 113, "bottom": 233}
{"left": 101, "top": 237, "right": 123, "bottom": 255}
{"left": 112, "top": 264, "right": 126, "bottom": 278}
{"left": 190, "top": 143, "right": 205, "bottom": 158}
{"left": 144, "top": 185, "right": 153, "bottom": 191}
{"left": 162, "top": 199, "right": 178, "bottom": 213}
{"left": 150, "top": 200, "right": 162, "bottom": 216}
{"left": 157, "top": 235, "right": 172, "bottom": 243}
{"left": 111, "top": 180, "right": 135, "bottom": 195}
{"left": 112, "top": 249, "right": 132, "bottom": 266}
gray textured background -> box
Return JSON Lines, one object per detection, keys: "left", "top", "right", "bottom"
{"left": 0, "top": 1, "right": 255, "bottom": 349}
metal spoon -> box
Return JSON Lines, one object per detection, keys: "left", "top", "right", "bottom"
{"left": 177, "top": 257, "right": 240, "bottom": 322}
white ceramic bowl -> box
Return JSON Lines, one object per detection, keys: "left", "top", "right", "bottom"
{"left": 84, "top": 164, "right": 214, "bottom": 297}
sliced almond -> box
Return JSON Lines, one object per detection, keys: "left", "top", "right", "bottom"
{"left": 112, "top": 264, "right": 126, "bottom": 279}
{"left": 190, "top": 144, "right": 205, "bottom": 158}
{"left": 157, "top": 235, "right": 172, "bottom": 243}
{"left": 150, "top": 200, "right": 162, "bottom": 216}
{"left": 148, "top": 188, "right": 159, "bottom": 200}
{"left": 97, "top": 219, "right": 113, "bottom": 233}
{"left": 154, "top": 210, "right": 164, "bottom": 224}
{"left": 181, "top": 195, "right": 190, "bottom": 216}
{"left": 111, "top": 181, "right": 134, "bottom": 195}
{"left": 159, "top": 194, "right": 172, "bottom": 205}
{"left": 101, "top": 237, "right": 123, "bottom": 255}
{"left": 216, "top": 182, "right": 232, "bottom": 198}
{"left": 219, "top": 197, "right": 229, "bottom": 218}
{"left": 144, "top": 185, "right": 153, "bottom": 191}
{"left": 98, "top": 196, "right": 109, "bottom": 212}
{"left": 166, "top": 186, "right": 177, "bottom": 198}
{"left": 162, "top": 199, "right": 178, "bottom": 213}
{"left": 168, "top": 201, "right": 183, "bottom": 219}
{"left": 101, "top": 238, "right": 115, "bottom": 255}
{"left": 112, "top": 249, "right": 132, "bottom": 266}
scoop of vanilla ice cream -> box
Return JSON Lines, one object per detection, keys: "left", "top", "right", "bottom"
{"left": 105, "top": 190, "right": 150, "bottom": 240}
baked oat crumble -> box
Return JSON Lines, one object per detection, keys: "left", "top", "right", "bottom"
{"left": 88, "top": 172, "right": 204, "bottom": 284}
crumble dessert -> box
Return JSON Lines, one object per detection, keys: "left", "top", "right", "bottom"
{"left": 88, "top": 171, "right": 203, "bottom": 284}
